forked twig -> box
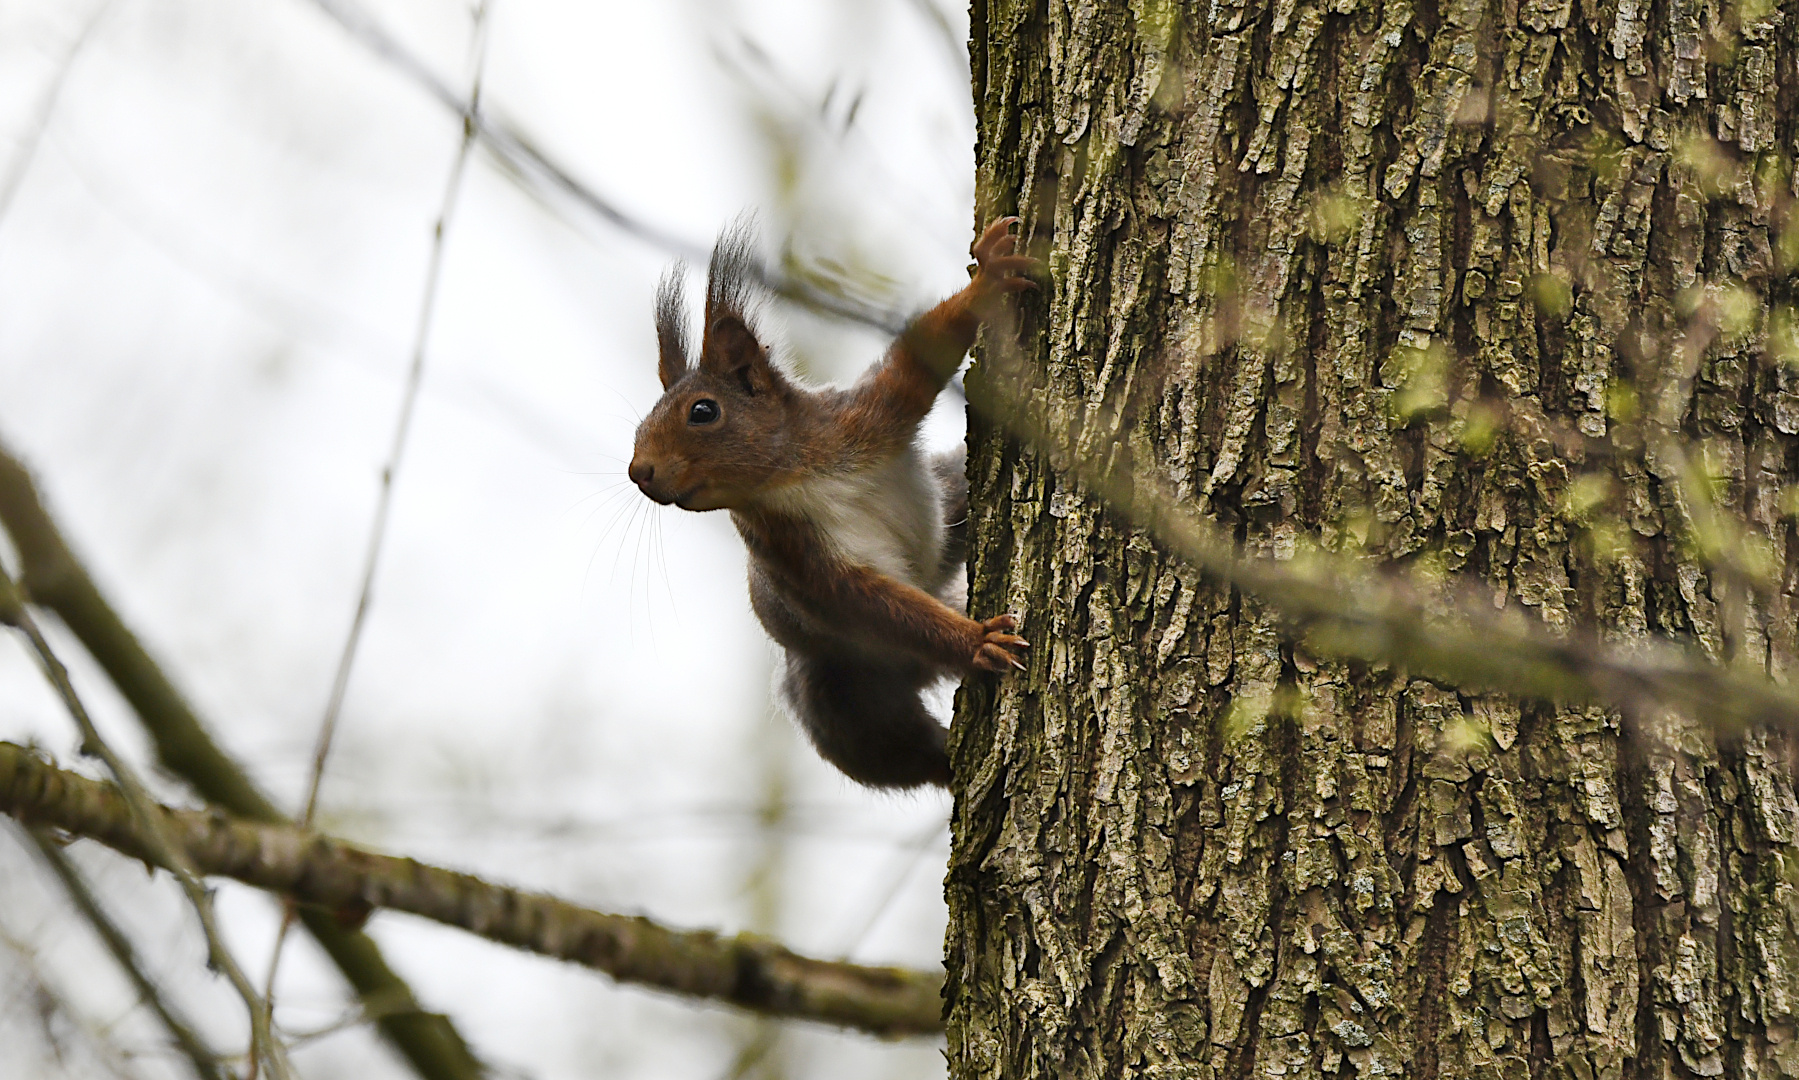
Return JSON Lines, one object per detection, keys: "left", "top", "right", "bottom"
{"left": 0, "top": 567, "right": 296, "bottom": 1080}
{"left": 22, "top": 827, "right": 231, "bottom": 1080}
{"left": 262, "top": 0, "right": 497, "bottom": 1018}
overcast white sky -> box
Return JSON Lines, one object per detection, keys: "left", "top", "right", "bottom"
{"left": 0, "top": 0, "right": 976, "bottom": 1076}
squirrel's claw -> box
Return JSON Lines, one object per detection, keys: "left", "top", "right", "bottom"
{"left": 971, "top": 614, "right": 1029, "bottom": 674}
{"left": 970, "top": 218, "right": 1042, "bottom": 299}
{"left": 972, "top": 216, "right": 1020, "bottom": 258}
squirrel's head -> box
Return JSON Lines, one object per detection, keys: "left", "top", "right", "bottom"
{"left": 629, "top": 228, "right": 800, "bottom": 512}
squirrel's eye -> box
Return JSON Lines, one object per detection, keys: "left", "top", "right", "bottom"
{"left": 688, "top": 399, "right": 721, "bottom": 425}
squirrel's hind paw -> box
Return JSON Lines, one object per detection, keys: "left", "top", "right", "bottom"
{"left": 971, "top": 614, "right": 1029, "bottom": 673}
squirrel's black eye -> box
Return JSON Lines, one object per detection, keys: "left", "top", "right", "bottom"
{"left": 688, "top": 398, "right": 721, "bottom": 425}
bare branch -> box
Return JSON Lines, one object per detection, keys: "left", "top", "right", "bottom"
{"left": 267, "top": 0, "right": 499, "bottom": 1019}
{"left": 0, "top": 742, "right": 946, "bottom": 1038}
{"left": 971, "top": 306, "right": 1799, "bottom": 737}
{"left": 302, "top": 0, "right": 492, "bottom": 818}
{"left": 0, "top": 0, "right": 116, "bottom": 227}
{"left": 299, "top": 0, "right": 913, "bottom": 335}
{"left": 0, "top": 925, "right": 151, "bottom": 1080}
{"left": 22, "top": 827, "right": 232, "bottom": 1080}
{"left": 0, "top": 566, "right": 295, "bottom": 1080}
{"left": 0, "top": 438, "right": 487, "bottom": 1080}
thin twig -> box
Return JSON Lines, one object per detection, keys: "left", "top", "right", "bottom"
{"left": 0, "top": 925, "right": 150, "bottom": 1080}
{"left": 262, "top": 0, "right": 497, "bottom": 1016}
{"left": 298, "top": 0, "right": 912, "bottom": 335}
{"left": 0, "top": 741, "right": 947, "bottom": 1038}
{"left": 21, "top": 827, "right": 231, "bottom": 1080}
{"left": 300, "top": 0, "right": 492, "bottom": 832}
{"left": 0, "top": 0, "right": 116, "bottom": 228}
{"left": 0, "top": 568, "right": 296, "bottom": 1080}
{"left": 835, "top": 822, "right": 945, "bottom": 959}
{"left": 0, "top": 436, "right": 487, "bottom": 1080}
{"left": 275, "top": 988, "right": 438, "bottom": 1052}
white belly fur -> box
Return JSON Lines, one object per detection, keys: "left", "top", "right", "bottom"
{"left": 763, "top": 448, "right": 946, "bottom": 592}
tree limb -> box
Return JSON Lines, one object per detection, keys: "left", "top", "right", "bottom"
{"left": 0, "top": 567, "right": 293, "bottom": 1080}
{"left": 0, "top": 439, "right": 487, "bottom": 1080}
{"left": 24, "top": 827, "right": 233, "bottom": 1080}
{"left": 301, "top": 0, "right": 914, "bottom": 336}
{"left": 968, "top": 315, "right": 1799, "bottom": 737}
{"left": 0, "top": 742, "right": 946, "bottom": 1038}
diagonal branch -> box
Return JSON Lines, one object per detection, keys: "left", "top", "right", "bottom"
{"left": 23, "top": 827, "right": 233, "bottom": 1080}
{"left": 0, "top": 0, "right": 116, "bottom": 227}
{"left": 968, "top": 300, "right": 1799, "bottom": 737}
{"left": 0, "top": 566, "right": 294, "bottom": 1080}
{"left": 299, "top": 0, "right": 912, "bottom": 335}
{"left": 0, "top": 741, "right": 946, "bottom": 1038}
{"left": 265, "top": 0, "right": 498, "bottom": 1019}
{"left": 0, "top": 438, "right": 487, "bottom": 1080}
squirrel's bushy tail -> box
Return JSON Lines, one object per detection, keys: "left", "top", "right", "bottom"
{"left": 780, "top": 655, "right": 949, "bottom": 789}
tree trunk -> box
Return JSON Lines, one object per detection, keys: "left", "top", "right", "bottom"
{"left": 949, "top": 0, "right": 1799, "bottom": 1077}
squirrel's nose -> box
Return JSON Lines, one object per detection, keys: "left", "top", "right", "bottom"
{"left": 628, "top": 460, "right": 654, "bottom": 486}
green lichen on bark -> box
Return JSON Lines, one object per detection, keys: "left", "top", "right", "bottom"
{"left": 950, "top": 0, "right": 1799, "bottom": 1076}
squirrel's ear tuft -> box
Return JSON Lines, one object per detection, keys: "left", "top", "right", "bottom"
{"left": 655, "top": 267, "right": 691, "bottom": 389}
{"left": 704, "top": 217, "right": 760, "bottom": 331}
{"left": 700, "top": 218, "right": 775, "bottom": 393}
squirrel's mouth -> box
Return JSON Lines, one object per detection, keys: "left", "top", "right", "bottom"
{"left": 673, "top": 489, "right": 709, "bottom": 511}
{"left": 634, "top": 478, "right": 721, "bottom": 511}
{"left": 634, "top": 483, "right": 675, "bottom": 506}
{"left": 674, "top": 485, "right": 731, "bottom": 512}
{"left": 632, "top": 468, "right": 724, "bottom": 510}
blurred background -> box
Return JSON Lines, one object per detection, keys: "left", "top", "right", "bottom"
{"left": 0, "top": 0, "right": 976, "bottom": 1076}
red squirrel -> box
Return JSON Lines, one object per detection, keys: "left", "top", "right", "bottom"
{"left": 628, "top": 217, "right": 1036, "bottom": 789}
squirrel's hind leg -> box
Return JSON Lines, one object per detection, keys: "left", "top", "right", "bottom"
{"left": 780, "top": 653, "right": 950, "bottom": 789}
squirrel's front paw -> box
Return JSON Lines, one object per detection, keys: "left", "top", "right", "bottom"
{"left": 969, "top": 217, "right": 1039, "bottom": 297}
{"left": 970, "top": 614, "right": 1029, "bottom": 673}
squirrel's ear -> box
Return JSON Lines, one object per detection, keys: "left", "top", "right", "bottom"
{"left": 702, "top": 315, "right": 776, "bottom": 394}
{"left": 699, "top": 219, "right": 774, "bottom": 392}
{"left": 655, "top": 268, "right": 691, "bottom": 389}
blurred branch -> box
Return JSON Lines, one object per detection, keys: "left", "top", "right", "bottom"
{"left": 267, "top": 0, "right": 497, "bottom": 1019}
{"left": 301, "top": 0, "right": 490, "bottom": 834}
{"left": 0, "top": 742, "right": 947, "bottom": 1038}
{"left": 300, "top": 0, "right": 912, "bottom": 335}
{"left": 972, "top": 305, "right": 1799, "bottom": 738}
{"left": 0, "top": 438, "right": 488, "bottom": 1080}
{"left": 23, "top": 828, "right": 231, "bottom": 1080}
{"left": 301, "top": 0, "right": 690, "bottom": 248}
{"left": 0, "top": 0, "right": 115, "bottom": 226}
{"left": 0, "top": 567, "right": 294, "bottom": 1080}
{"left": 897, "top": 0, "right": 970, "bottom": 76}
{"left": 0, "top": 925, "right": 149, "bottom": 1080}
{"left": 835, "top": 822, "right": 943, "bottom": 959}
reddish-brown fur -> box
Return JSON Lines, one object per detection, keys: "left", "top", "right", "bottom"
{"left": 629, "top": 218, "right": 1035, "bottom": 788}
{"left": 732, "top": 510, "right": 1023, "bottom": 674}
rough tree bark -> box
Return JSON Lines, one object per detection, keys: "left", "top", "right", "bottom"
{"left": 949, "top": 0, "right": 1799, "bottom": 1078}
